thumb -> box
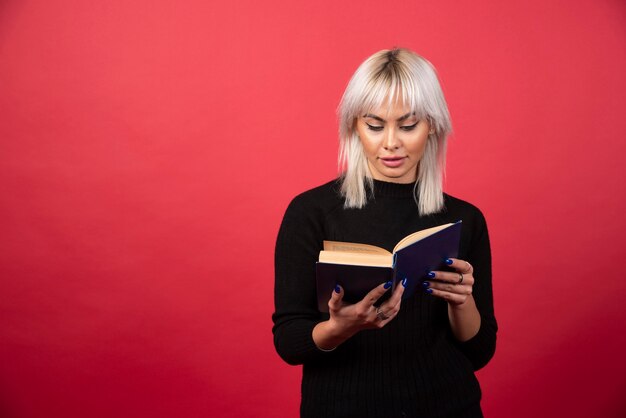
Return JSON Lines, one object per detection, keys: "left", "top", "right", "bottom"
{"left": 328, "top": 284, "right": 344, "bottom": 311}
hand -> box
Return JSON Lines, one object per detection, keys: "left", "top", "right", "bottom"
{"left": 423, "top": 258, "right": 474, "bottom": 306}
{"left": 313, "top": 279, "right": 406, "bottom": 350}
{"left": 329, "top": 279, "right": 406, "bottom": 332}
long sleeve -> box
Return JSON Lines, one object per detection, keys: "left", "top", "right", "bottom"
{"left": 272, "top": 192, "right": 340, "bottom": 365}
{"left": 455, "top": 208, "right": 498, "bottom": 370}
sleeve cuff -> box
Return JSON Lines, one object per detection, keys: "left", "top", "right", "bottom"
{"left": 456, "top": 320, "right": 497, "bottom": 370}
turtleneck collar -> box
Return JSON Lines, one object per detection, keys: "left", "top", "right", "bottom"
{"left": 371, "top": 179, "right": 417, "bottom": 199}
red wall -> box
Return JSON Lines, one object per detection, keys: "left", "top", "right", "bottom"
{"left": 1, "top": 1, "right": 625, "bottom": 417}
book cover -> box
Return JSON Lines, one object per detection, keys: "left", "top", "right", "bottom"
{"left": 316, "top": 221, "right": 462, "bottom": 312}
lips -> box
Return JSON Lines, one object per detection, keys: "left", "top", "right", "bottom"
{"left": 379, "top": 156, "right": 407, "bottom": 168}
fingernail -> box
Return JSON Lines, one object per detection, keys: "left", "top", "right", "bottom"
{"left": 445, "top": 258, "right": 453, "bottom": 265}
{"left": 422, "top": 281, "right": 430, "bottom": 288}
{"left": 427, "top": 271, "right": 435, "bottom": 278}
{"left": 402, "top": 278, "right": 408, "bottom": 287}
{"left": 334, "top": 285, "right": 341, "bottom": 293}
{"left": 384, "top": 281, "right": 392, "bottom": 289}
{"left": 425, "top": 288, "right": 433, "bottom": 294}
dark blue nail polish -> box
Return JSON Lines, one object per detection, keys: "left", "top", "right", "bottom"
{"left": 445, "top": 258, "right": 453, "bottom": 265}
{"left": 334, "top": 285, "right": 341, "bottom": 293}
{"left": 425, "top": 288, "right": 433, "bottom": 294}
{"left": 427, "top": 271, "right": 435, "bottom": 278}
{"left": 384, "top": 281, "right": 392, "bottom": 289}
{"left": 422, "top": 281, "right": 430, "bottom": 288}
{"left": 402, "top": 278, "right": 408, "bottom": 287}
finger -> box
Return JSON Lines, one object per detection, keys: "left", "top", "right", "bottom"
{"left": 380, "top": 278, "right": 408, "bottom": 318}
{"left": 327, "top": 284, "right": 344, "bottom": 311}
{"left": 427, "top": 280, "right": 473, "bottom": 296}
{"left": 376, "top": 279, "right": 406, "bottom": 319}
{"left": 383, "top": 290, "right": 404, "bottom": 318}
{"left": 386, "top": 277, "right": 406, "bottom": 306}
{"left": 428, "top": 288, "right": 469, "bottom": 305}
{"left": 445, "top": 258, "right": 473, "bottom": 274}
{"left": 428, "top": 270, "right": 474, "bottom": 286}
{"left": 352, "top": 281, "right": 392, "bottom": 325}
{"left": 361, "top": 280, "right": 393, "bottom": 307}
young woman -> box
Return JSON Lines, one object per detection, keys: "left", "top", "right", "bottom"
{"left": 272, "top": 48, "right": 497, "bottom": 418}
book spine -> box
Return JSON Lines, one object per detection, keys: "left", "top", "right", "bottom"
{"left": 391, "top": 253, "right": 400, "bottom": 291}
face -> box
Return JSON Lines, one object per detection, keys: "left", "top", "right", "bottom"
{"left": 355, "top": 101, "right": 431, "bottom": 184}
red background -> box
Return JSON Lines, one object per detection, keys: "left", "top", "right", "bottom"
{"left": 1, "top": 1, "right": 625, "bottom": 417}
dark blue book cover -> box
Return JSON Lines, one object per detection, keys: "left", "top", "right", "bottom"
{"left": 393, "top": 221, "right": 462, "bottom": 299}
{"left": 316, "top": 263, "right": 393, "bottom": 312}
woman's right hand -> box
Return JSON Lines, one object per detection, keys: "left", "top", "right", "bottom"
{"left": 312, "top": 279, "right": 406, "bottom": 351}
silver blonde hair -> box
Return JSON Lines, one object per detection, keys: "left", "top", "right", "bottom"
{"left": 337, "top": 48, "right": 452, "bottom": 215}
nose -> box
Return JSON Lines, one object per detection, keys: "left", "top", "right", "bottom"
{"left": 383, "top": 127, "right": 400, "bottom": 150}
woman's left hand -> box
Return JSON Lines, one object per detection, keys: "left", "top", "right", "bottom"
{"left": 424, "top": 258, "right": 474, "bottom": 306}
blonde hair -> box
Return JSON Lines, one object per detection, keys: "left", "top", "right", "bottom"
{"left": 337, "top": 48, "right": 452, "bottom": 215}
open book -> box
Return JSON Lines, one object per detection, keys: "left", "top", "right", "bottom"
{"left": 316, "top": 221, "right": 462, "bottom": 312}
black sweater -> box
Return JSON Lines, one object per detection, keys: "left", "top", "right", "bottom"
{"left": 272, "top": 179, "right": 497, "bottom": 418}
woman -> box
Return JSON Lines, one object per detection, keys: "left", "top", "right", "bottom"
{"left": 272, "top": 48, "right": 497, "bottom": 418}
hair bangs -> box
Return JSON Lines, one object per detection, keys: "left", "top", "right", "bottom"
{"left": 356, "top": 65, "right": 428, "bottom": 122}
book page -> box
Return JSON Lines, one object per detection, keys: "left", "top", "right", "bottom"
{"left": 393, "top": 223, "right": 454, "bottom": 253}
{"left": 319, "top": 251, "right": 393, "bottom": 267}
{"left": 323, "top": 240, "right": 391, "bottom": 255}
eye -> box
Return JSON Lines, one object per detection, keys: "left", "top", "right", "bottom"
{"left": 400, "top": 122, "right": 418, "bottom": 131}
{"left": 365, "top": 123, "right": 384, "bottom": 132}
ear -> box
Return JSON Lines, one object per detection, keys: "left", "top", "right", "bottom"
{"left": 426, "top": 117, "right": 436, "bottom": 136}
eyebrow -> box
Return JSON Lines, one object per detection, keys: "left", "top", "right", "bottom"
{"left": 362, "top": 112, "right": 415, "bottom": 122}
